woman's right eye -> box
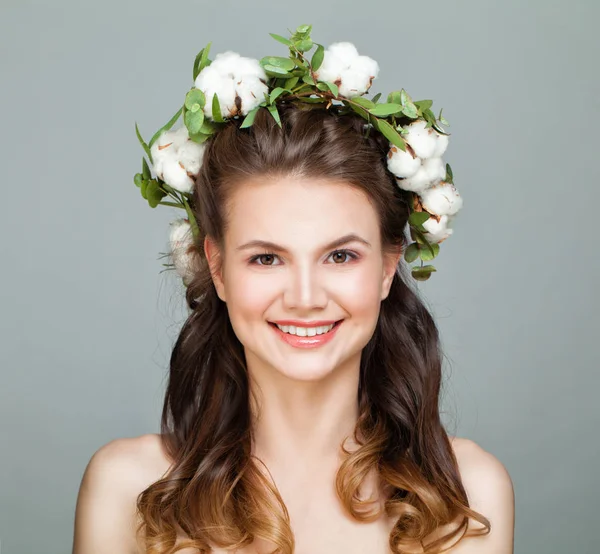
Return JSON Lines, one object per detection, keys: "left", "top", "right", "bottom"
{"left": 248, "top": 252, "right": 279, "bottom": 266}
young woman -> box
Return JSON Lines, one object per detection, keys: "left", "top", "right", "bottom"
{"left": 73, "top": 40, "right": 514, "bottom": 554}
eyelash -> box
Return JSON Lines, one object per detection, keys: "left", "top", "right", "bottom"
{"left": 248, "top": 249, "right": 360, "bottom": 267}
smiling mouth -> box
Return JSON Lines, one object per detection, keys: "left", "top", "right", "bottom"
{"left": 268, "top": 320, "right": 343, "bottom": 331}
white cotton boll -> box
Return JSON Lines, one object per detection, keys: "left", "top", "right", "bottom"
{"left": 236, "top": 56, "right": 267, "bottom": 80}
{"left": 158, "top": 127, "right": 189, "bottom": 152}
{"left": 315, "top": 52, "right": 344, "bottom": 83}
{"left": 162, "top": 157, "right": 195, "bottom": 194}
{"left": 350, "top": 55, "right": 380, "bottom": 80}
{"left": 210, "top": 51, "right": 240, "bottom": 73}
{"left": 387, "top": 145, "right": 421, "bottom": 179}
{"left": 150, "top": 149, "right": 166, "bottom": 180}
{"left": 422, "top": 214, "right": 454, "bottom": 244}
{"left": 195, "top": 51, "right": 268, "bottom": 120}
{"left": 195, "top": 64, "right": 222, "bottom": 92}
{"left": 200, "top": 77, "right": 238, "bottom": 119}
{"left": 403, "top": 120, "right": 438, "bottom": 159}
{"left": 420, "top": 182, "right": 463, "bottom": 216}
{"left": 150, "top": 127, "right": 189, "bottom": 179}
{"left": 236, "top": 76, "right": 269, "bottom": 115}
{"left": 423, "top": 157, "right": 446, "bottom": 185}
{"left": 169, "top": 219, "right": 196, "bottom": 286}
{"left": 315, "top": 42, "right": 379, "bottom": 98}
{"left": 432, "top": 133, "right": 449, "bottom": 157}
{"left": 327, "top": 42, "right": 359, "bottom": 65}
{"left": 178, "top": 140, "right": 205, "bottom": 178}
{"left": 395, "top": 166, "right": 431, "bottom": 193}
{"left": 396, "top": 155, "right": 444, "bottom": 192}
{"left": 169, "top": 218, "right": 193, "bottom": 249}
{"left": 338, "top": 69, "right": 377, "bottom": 98}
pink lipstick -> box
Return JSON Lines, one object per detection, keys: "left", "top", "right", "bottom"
{"left": 269, "top": 320, "right": 343, "bottom": 349}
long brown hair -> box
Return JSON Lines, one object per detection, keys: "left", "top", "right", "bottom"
{"left": 136, "top": 102, "right": 491, "bottom": 553}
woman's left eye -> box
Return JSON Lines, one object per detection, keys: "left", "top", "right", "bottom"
{"left": 249, "top": 249, "right": 359, "bottom": 266}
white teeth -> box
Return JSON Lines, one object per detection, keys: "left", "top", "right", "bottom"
{"left": 275, "top": 323, "right": 336, "bottom": 336}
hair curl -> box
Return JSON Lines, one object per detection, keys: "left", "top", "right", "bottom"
{"left": 135, "top": 102, "right": 491, "bottom": 553}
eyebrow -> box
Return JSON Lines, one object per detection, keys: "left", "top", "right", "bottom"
{"left": 235, "top": 233, "right": 372, "bottom": 253}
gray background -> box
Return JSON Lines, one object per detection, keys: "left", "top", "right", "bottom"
{"left": 0, "top": 0, "right": 597, "bottom": 552}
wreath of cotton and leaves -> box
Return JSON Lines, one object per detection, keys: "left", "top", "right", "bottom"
{"left": 133, "top": 24, "right": 463, "bottom": 283}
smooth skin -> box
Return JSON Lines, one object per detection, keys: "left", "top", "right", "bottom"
{"left": 73, "top": 176, "right": 514, "bottom": 553}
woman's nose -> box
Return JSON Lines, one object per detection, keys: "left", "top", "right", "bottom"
{"left": 282, "top": 264, "right": 328, "bottom": 311}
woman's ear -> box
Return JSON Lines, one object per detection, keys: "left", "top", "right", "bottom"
{"left": 204, "top": 236, "right": 226, "bottom": 302}
{"left": 381, "top": 246, "right": 403, "bottom": 301}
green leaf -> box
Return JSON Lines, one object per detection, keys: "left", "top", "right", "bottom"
{"left": 192, "top": 43, "right": 212, "bottom": 81}
{"left": 348, "top": 102, "right": 369, "bottom": 120}
{"left": 296, "top": 24, "right": 311, "bottom": 34}
{"left": 301, "top": 73, "right": 315, "bottom": 85}
{"left": 445, "top": 163, "right": 453, "bottom": 184}
{"left": 261, "top": 56, "right": 296, "bottom": 71}
{"left": 423, "top": 107, "right": 437, "bottom": 125}
{"left": 184, "top": 108, "right": 205, "bottom": 134}
{"left": 284, "top": 76, "right": 300, "bottom": 89}
{"left": 401, "top": 102, "right": 419, "bottom": 119}
{"left": 135, "top": 122, "right": 152, "bottom": 163}
{"left": 199, "top": 42, "right": 212, "bottom": 74}
{"left": 323, "top": 81, "right": 338, "bottom": 97}
{"left": 146, "top": 179, "right": 166, "bottom": 208}
{"left": 142, "top": 158, "right": 151, "bottom": 180}
{"left": 212, "top": 93, "right": 224, "bottom": 122}
{"left": 311, "top": 44, "right": 325, "bottom": 71}
{"left": 408, "top": 211, "right": 430, "bottom": 226}
{"left": 148, "top": 107, "right": 184, "bottom": 148}
{"left": 388, "top": 91, "right": 402, "bottom": 104}
{"left": 419, "top": 242, "right": 439, "bottom": 261}
{"left": 297, "top": 39, "right": 313, "bottom": 51}
{"left": 134, "top": 173, "right": 143, "bottom": 187}
{"left": 372, "top": 92, "right": 382, "bottom": 103}
{"left": 240, "top": 106, "right": 260, "bottom": 128}
{"left": 400, "top": 89, "right": 413, "bottom": 106}
{"left": 411, "top": 265, "right": 437, "bottom": 281}
{"left": 373, "top": 118, "right": 406, "bottom": 151}
{"left": 404, "top": 243, "right": 420, "bottom": 263}
{"left": 140, "top": 178, "right": 148, "bottom": 199}
{"left": 269, "top": 32, "right": 292, "bottom": 46}
{"left": 414, "top": 99, "right": 433, "bottom": 112}
{"left": 269, "top": 87, "right": 291, "bottom": 104}
{"left": 193, "top": 49, "right": 203, "bottom": 81}
{"left": 267, "top": 104, "right": 282, "bottom": 127}
{"left": 369, "top": 103, "right": 403, "bottom": 117}
{"left": 438, "top": 108, "right": 450, "bottom": 126}
{"left": 263, "top": 64, "right": 293, "bottom": 76}
{"left": 188, "top": 131, "right": 212, "bottom": 144}
{"left": 185, "top": 88, "right": 206, "bottom": 110}
{"left": 351, "top": 96, "right": 376, "bottom": 109}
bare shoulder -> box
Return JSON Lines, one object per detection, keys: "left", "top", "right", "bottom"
{"left": 72, "top": 433, "right": 173, "bottom": 554}
{"left": 442, "top": 436, "right": 515, "bottom": 553}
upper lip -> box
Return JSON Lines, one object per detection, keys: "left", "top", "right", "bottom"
{"left": 270, "top": 319, "right": 341, "bottom": 327}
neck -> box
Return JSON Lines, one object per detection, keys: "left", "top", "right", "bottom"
{"left": 248, "top": 354, "right": 362, "bottom": 470}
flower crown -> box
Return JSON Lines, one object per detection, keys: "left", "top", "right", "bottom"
{"left": 133, "top": 24, "right": 463, "bottom": 285}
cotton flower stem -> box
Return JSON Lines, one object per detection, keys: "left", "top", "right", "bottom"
{"left": 182, "top": 196, "right": 200, "bottom": 240}
{"left": 159, "top": 201, "right": 185, "bottom": 208}
{"left": 161, "top": 183, "right": 189, "bottom": 207}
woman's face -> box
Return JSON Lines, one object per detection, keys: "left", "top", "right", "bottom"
{"left": 205, "top": 175, "right": 400, "bottom": 383}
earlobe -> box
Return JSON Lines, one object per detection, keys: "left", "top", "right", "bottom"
{"left": 204, "top": 236, "right": 226, "bottom": 301}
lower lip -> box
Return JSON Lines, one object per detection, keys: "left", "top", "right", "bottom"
{"left": 269, "top": 321, "right": 343, "bottom": 349}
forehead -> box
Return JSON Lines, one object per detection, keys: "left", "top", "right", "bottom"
{"left": 225, "top": 175, "right": 379, "bottom": 243}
